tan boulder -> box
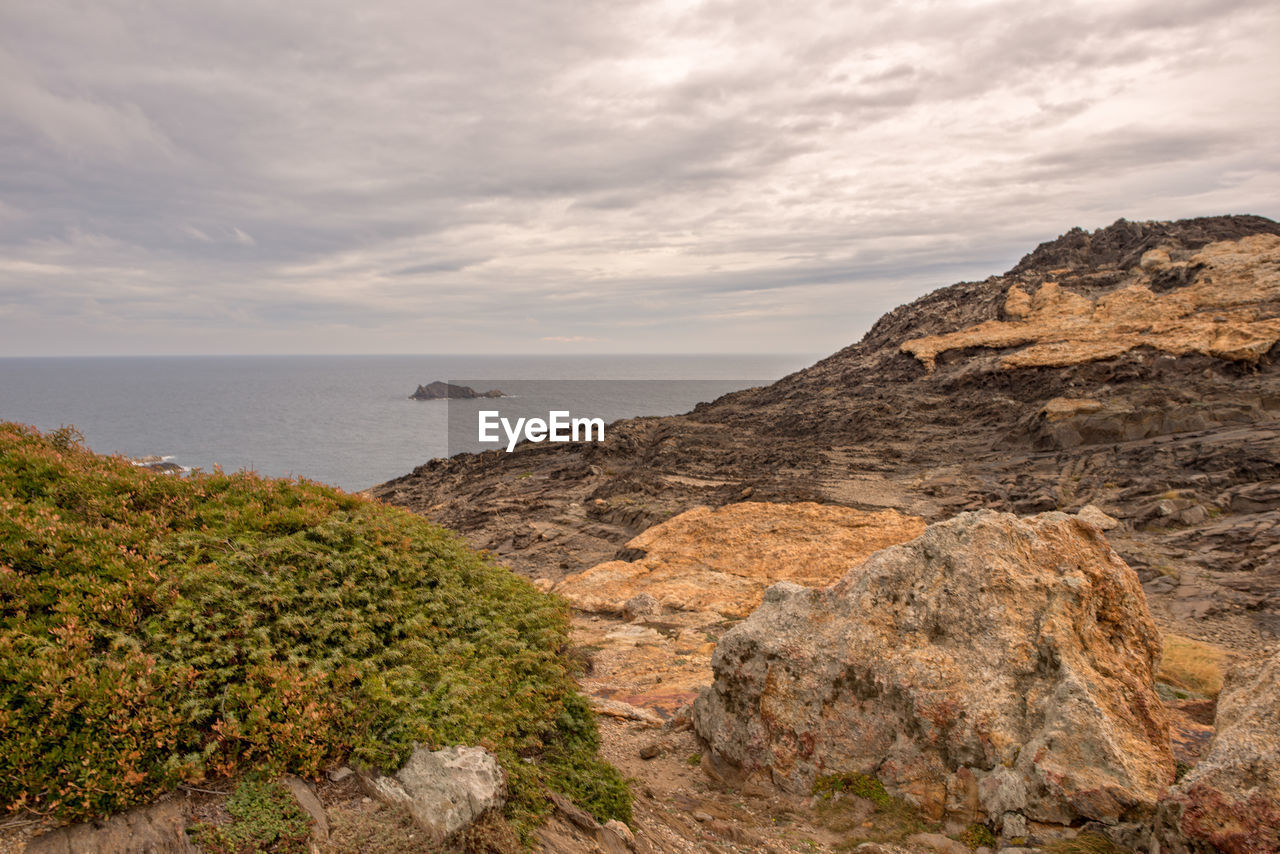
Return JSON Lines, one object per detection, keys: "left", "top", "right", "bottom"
{"left": 692, "top": 510, "right": 1174, "bottom": 833}
{"left": 553, "top": 501, "right": 925, "bottom": 618}
{"left": 1076, "top": 504, "right": 1121, "bottom": 531}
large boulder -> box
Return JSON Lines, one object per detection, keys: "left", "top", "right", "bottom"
{"left": 1157, "top": 651, "right": 1280, "bottom": 854}
{"left": 692, "top": 510, "right": 1175, "bottom": 833}
{"left": 361, "top": 745, "right": 506, "bottom": 846}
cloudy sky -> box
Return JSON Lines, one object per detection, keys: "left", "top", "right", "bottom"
{"left": 2, "top": 0, "right": 1278, "bottom": 356}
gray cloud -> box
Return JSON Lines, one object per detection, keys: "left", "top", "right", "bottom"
{"left": 0, "top": 0, "right": 1277, "bottom": 355}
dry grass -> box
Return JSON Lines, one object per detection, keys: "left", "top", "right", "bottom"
{"left": 813, "top": 773, "right": 931, "bottom": 850}
{"left": 327, "top": 802, "right": 521, "bottom": 854}
{"left": 1044, "top": 831, "right": 1133, "bottom": 854}
{"left": 1158, "top": 634, "right": 1228, "bottom": 697}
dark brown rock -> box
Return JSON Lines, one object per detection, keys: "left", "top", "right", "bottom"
{"left": 409, "top": 381, "right": 503, "bottom": 400}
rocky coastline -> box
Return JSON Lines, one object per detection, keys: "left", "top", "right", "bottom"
{"left": 371, "top": 215, "right": 1280, "bottom": 853}
{"left": 15, "top": 215, "right": 1280, "bottom": 853}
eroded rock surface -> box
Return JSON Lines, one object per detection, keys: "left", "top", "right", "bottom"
{"left": 903, "top": 234, "right": 1280, "bottom": 370}
{"left": 374, "top": 216, "right": 1280, "bottom": 653}
{"left": 1158, "top": 651, "right": 1280, "bottom": 854}
{"left": 564, "top": 502, "right": 923, "bottom": 724}
{"left": 25, "top": 799, "right": 196, "bottom": 854}
{"left": 555, "top": 501, "right": 924, "bottom": 618}
{"left": 371, "top": 215, "right": 1280, "bottom": 851}
{"left": 692, "top": 510, "right": 1174, "bottom": 832}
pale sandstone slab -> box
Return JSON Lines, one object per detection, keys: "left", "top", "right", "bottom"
{"left": 903, "top": 234, "right": 1280, "bottom": 370}
{"left": 555, "top": 501, "right": 926, "bottom": 619}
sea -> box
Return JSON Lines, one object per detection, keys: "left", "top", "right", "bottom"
{"left": 0, "top": 354, "right": 814, "bottom": 492}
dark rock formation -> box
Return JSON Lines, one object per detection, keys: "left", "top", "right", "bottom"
{"left": 410, "top": 381, "right": 503, "bottom": 400}
{"left": 373, "top": 215, "right": 1280, "bottom": 651}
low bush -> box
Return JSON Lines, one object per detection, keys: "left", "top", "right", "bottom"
{"left": 190, "top": 778, "right": 312, "bottom": 854}
{"left": 812, "top": 771, "right": 892, "bottom": 808}
{"left": 0, "top": 422, "right": 629, "bottom": 834}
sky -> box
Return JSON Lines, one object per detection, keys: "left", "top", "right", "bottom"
{"left": 1, "top": 0, "right": 1278, "bottom": 356}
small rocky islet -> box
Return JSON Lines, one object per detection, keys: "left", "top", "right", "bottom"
{"left": 409, "top": 380, "right": 504, "bottom": 400}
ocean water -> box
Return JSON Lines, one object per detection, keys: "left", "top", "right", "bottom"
{"left": 0, "top": 354, "right": 813, "bottom": 491}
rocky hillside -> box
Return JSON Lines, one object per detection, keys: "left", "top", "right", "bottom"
{"left": 361, "top": 214, "right": 1280, "bottom": 853}
{"left": 374, "top": 214, "right": 1280, "bottom": 655}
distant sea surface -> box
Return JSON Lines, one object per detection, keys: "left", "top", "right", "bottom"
{"left": 0, "top": 355, "right": 814, "bottom": 492}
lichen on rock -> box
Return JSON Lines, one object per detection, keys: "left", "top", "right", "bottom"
{"left": 1158, "top": 650, "right": 1280, "bottom": 854}
{"left": 361, "top": 745, "right": 506, "bottom": 847}
{"left": 692, "top": 509, "right": 1174, "bottom": 833}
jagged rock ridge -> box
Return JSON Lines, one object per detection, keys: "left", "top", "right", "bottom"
{"left": 370, "top": 214, "right": 1280, "bottom": 853}
{"left": 373, "top": 214, "right": 1280, "bottom": 653}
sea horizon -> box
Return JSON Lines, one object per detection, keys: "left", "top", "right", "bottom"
{"left": 0, "top": 352, "right": 818, "bottom": 492}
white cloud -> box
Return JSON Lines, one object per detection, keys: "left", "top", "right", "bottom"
{"left": 0, "top": 0, "right": 1277, "bottom": 355}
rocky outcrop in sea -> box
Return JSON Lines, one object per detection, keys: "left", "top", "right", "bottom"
{"left": 409, "top": 380, "right": 504, "bottom": 400}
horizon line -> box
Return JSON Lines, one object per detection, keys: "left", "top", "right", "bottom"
{"left": 0, "top": 351, "right": 823, "bottom": 359}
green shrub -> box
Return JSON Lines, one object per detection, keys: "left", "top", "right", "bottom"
{"left": 190, "top": 778, "right": 312, "bottom": 854}
{"left": 812, "top": 771, "right": 892, "bottom": 808}
{"left": 0, "top": 422, "right": 629, "bottom": 833}
{"left": 959, "top": 822, "right": 997, "bottom": 850}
